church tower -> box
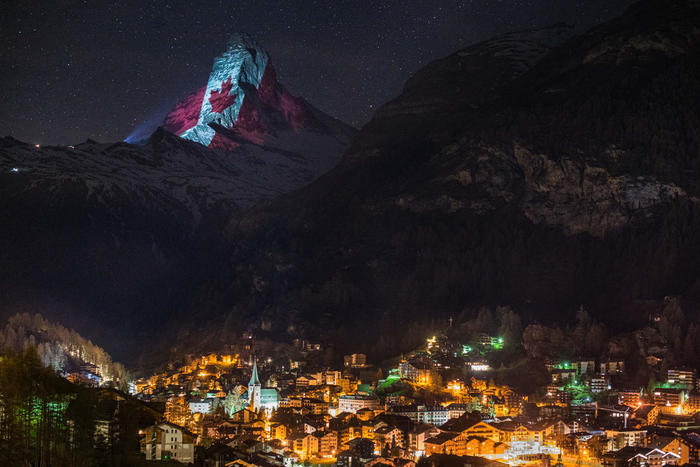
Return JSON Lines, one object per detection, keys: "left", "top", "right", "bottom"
{"left": 248, "top": 357, "right": 261, "bottom": 411}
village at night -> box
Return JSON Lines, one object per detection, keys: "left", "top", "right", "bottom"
{"left": 2, "top": 0, "right": 700, "bottom": 466}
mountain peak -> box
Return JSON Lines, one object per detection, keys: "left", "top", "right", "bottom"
{"left": 225, "top": 31, "right": 264, "bottom": 53}
{"left": 163, "top": 33, "right": 310, "bottom": 150}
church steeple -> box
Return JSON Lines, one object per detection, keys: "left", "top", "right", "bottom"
{"left": 248, "top": 357, "right": 261, "bottom": 411}
{"left": 249, "top": 357, "right": 260, "bottom": 386}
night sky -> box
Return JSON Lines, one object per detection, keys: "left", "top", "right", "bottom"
{"left": 1, "top": 0, "right": 635, "bottom": 145}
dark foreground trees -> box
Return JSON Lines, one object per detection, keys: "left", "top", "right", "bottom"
{"left": 0, "top": 347, "right": 159, "bottom": 466}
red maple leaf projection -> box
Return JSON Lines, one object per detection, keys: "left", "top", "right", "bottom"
{"left": 163, "top": 85, "right": 206, "bottom": 135}
{"left": 209, "top": 76, "right": 237, "bottom": 113}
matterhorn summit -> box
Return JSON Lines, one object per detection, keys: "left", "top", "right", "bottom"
{"left": 0, "top": 34, "right": 355, "bottom": 353}
{"left": 164, "top": 33, "right": 354, "bottom": 174}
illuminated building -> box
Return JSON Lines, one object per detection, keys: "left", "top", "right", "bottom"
{"left": 338, "top": 425, "right": 364, "bottom": 446}
{"left": 356, "top": 408, "right": 375, "bottom": 421}
{"left": 630, "top": 448, "right": 680, "bottom": 467}
{"left": 399, "top": 357, "right": 435, "bottom": 384}
{"left": 248, "top": 359, "right": 261, "bottom": 411}
{"left": 590, "top": 375, "right": 610, "bottom": 393}
{"left": 302, "top": 397, "right": 328, "bottom": 415}
{"left": 663, "top": 434, "right": 700, "bottom": 465}
{"left": 165, "top": 396, "right": 193, "bottom": 428}
{"left": 230, "top": 407, "right": 260, "bottom": 423}
{"left": 424, "top": 431, "right": 509, "bottom": 457}
{"left": 545, "top": 385, "right": 572, "bottom": 405}
{"left": 247, "top": 358, "right": 280, "bottom": 412}
{"left": 446, "top": 403, "right": 470, "bottom": 419}
{"left": 468, "top": 361, "right": 491, "bottom": 372}
{"left": 668, "top": 368, "right": 696, "bottom": 390}
{"left": 550, "top": 368, "right": 576, "bottom": 384}
{"left": 600, "top": 360, "right": 625, "bottom": 376}
{"left": 268, "top": 422, "right": 287, "bottom": 441}
{"left": 653, "top": 388, "right": 684, "bottom": 406}
{"left": 573, "top": 359, "right": 596, "bottom": 375}
{"left": 324, "top": 370, "right": 342, "bottom": 386}
{"left": 297, "top": 372, "right": 334, "bottom": 387}
{"left": 502, "top": 390, "right": 522, "bottom": 415}
{"left": 476, "top": 334, "right": 492, "bottom": 347}
{"left": 373, "top": 426, "right": 404, "bottom": 451}
{"left": 633, "top": 405, "right": 660, "bottom": 425}
{"left": 409, "top": 424, "right": 441, "bottom": 457}
{"left": 340, "top": 374, "right": 359, "bottom": 393}
{"left": 344, "top": 354, "right": 367, "bottom": 368}
{"left": 338, "top": 394, "right": 380, "bottom": 413}
{"left": 603, "top": 447, "right": 680, "bottom": 467}
{"left": 389, "top": 405, "right": 449, "bottom": 425}
{"left": 687, "top": 391, "right": 700, "bottom": 412}
{"left": 604, "top": 429, "right": 647, "bottom": 450}
{"left": 189, "top": 398, "right": 215, "bottom": 414}
{"left": 293, "top": 434, "right": 320, "bottom": 460}
{"left": 459, "top": 421, "right": 506, "bottom": 443}
{"left": 618, "top": 390, "right": 642, "bottom": 407}
{"left": 318, "top": 431, "right": 339, "bottom": 457}
{"left": 227, "top": 460, "right": 257, "bottom": 467}
{"left": 140, "top": 422, "right": 196, "bottom": 463}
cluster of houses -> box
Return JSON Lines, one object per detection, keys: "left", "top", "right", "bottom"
{"left": 131, "top": 333, "right": 700, "bottom": 467}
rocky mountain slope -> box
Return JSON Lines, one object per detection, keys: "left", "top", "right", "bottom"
{"left": 172, "top": 0, "right": 700, "bottom": 359}
{"left": 0, "top": 35, "right": 354, "bottom": 362}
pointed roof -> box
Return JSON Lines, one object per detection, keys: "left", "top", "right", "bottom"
{"left": 249, "top": 357, "right": 260, "bottom": 386}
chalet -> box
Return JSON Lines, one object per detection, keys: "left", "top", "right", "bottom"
{"left": 602, "top": 446, "right": 679, "bottom": 467}
{"left": 293, "top": 433, "right": 320, "bottom": 460}
{"left": 605, "top": 429, "right": 647, "bottom": 450}
{"left": 629, "top": 448, "right": 680, "bottom": 467}
{"left": 318, "top": 431, "right": 339, "bottom": 457}
{"left": 399, "top": 358, "right": 435, "bottom": 384}
{"left": 424, "top": 430, "right": 509, "bottom": 457}
{"left": 230, "top": 407, "right": 260, "bottom": 423}
{"left": 140, "top": 422, "right": 196, "bottom": 463}
{"left": 408, "top": 423, "right": 441, "bottom": 456}
{"left": 374, "top": 426, "right": 405, "bottom": 451}
{"left": 662, "top": 433, "right": 700, "bottom": 464}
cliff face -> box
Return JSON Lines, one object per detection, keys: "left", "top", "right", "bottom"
{"left": 167, "top": 0, "right": 700, "bottom": 357}
{"left": 336, "top": 0, "right": 700, "bottom": 238}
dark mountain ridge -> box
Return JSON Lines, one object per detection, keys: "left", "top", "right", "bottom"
{"left": 163, "top": 0, "right": 700, "bottom": 360}
{"left": 0, "top": 37, "right": 354, "bottom": 363}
